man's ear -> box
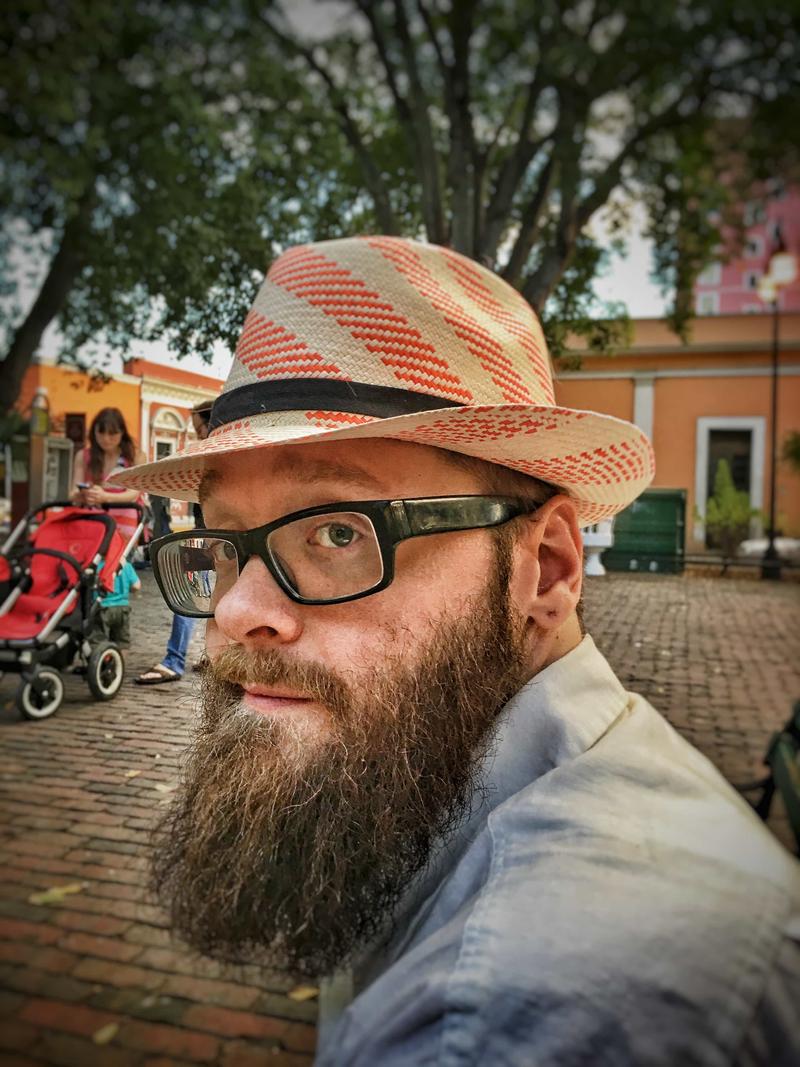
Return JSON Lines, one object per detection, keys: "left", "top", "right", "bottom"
{"left": 507, "top": 495, "right": 583, "bottom": 636}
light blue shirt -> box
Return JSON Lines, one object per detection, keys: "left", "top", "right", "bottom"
{"left": 315, "top": 637, "right": 800, "bottom": 1066}
{"left": 99, "top": 560, "right": 139, "bottom": 608}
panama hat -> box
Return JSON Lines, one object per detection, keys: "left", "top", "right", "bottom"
{"left": 113, "top": 235, "right": 654, "bottom": 525}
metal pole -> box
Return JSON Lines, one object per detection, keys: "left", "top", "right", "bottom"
{"left": 761, "top": 297, "right": 782, "bottom": 580}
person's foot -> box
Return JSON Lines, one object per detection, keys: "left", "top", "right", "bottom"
{"left": 134, "top": 664, "right": 182, "bottom": 685}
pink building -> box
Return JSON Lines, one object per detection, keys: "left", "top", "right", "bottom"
{"left": 694, "top": 180, "right": 800, "bottom": 316}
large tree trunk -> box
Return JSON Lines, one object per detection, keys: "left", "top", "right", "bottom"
{"left": 0, "top": 194, "right": 92, "bottom": 413}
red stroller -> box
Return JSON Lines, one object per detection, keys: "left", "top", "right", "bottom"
{"left": 0, "top": 501, "right": 144, "bottom": 719}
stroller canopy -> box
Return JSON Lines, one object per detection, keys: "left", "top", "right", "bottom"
{"left": 0, "top": 508, "right": 124, "bottom": 643}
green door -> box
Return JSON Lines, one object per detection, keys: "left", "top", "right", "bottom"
{"left": 602, "top": 489, "right": 686, "bottom": 574}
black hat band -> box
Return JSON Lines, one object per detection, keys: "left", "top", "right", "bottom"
{"left": 209, "top": 379, "right": 462, "bottom": 431}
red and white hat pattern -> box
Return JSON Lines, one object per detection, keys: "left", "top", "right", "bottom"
{"left": 113, "top": 236, "right": 654, "bottom": 525}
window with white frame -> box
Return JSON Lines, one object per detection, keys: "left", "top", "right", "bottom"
{"left": 151, "top": 407, "right": 186, "bottom": 462}
{"left": 153, "top": 409, "right": 184, "bottom": 432}
{"left": 743, "top": 201, "right": 767, "bottom": 226}
{"left": 744, "top": 235, "right": 765, "bottom": 259}
{"left": 742, "top": 270, "right": 760, "bottom": 290}
{"left": 696, "top": 262, "right": 721, "bottom": 286}
{"left": 696, "top": 291, "right": 719, "bottom": 315}
{"left": 694, "top": 417, "right": 765, "bottom": 544}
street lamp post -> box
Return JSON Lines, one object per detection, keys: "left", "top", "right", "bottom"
{"left": 756, "top": 225, "right": 798, "bottom": 581}
{"left": 761, "top": 293, "right": 781, "bottom": 579}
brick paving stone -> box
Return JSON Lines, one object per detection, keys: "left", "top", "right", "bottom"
{"left": 31, "top": 1032, "right": 140, "bottom": 1067}
{"left": 0, "top": 569, "right": 798, "bottom": 1064}
{"left": 116, "top": 1019, "right": 220, "bottom": 1063}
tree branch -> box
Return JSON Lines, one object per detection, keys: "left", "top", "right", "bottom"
{"left": 1, "top": 190, "right": 94, "bottom": 412}
{"left": 501, "top": 153, "right": 556, "bottom": 288}
{"left": 413, "top": 0, "right": 448, "bottom": 72}
{"left": 576, "top": 92, "right": 703, "bottom": 229}
{"left": 519, "top": 92, "right": 586, "bottom": 309}
{"left": 257, "top": 12, "right": 398, "bottom": 234}
{"left": 480, "top": 72, "right": 547, "bottom": 261}
{"left": 390, "top": 0, "right": 446, "bottom": 243}
{"left": 441, "top": 0, "right": 479, "bottom": 252}
{"left": 355, "top": 0, "right": 412, "bottom": 123}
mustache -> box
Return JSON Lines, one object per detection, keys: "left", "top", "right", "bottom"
{"left": 205, "top": 645, "right": 350, "bottom": 710}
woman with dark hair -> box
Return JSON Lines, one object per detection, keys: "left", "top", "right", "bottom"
{"left": 72, "top": 407, "right": 146, "bottom": 541}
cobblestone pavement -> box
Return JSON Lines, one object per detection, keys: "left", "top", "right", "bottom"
{"left": 0, "top": 571, "right": 798, "bottom": 1066}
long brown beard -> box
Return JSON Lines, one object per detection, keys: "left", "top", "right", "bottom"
{"left": 150, "top": 547, "right": 527, "bottom": 978}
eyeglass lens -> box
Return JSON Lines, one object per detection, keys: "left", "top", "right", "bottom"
{"left": 156, "top": 512, "right": 385, "bottom": 611}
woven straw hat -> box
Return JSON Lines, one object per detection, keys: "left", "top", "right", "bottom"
{"left": 113, "top": 235, "right": 654, "bottom": 524}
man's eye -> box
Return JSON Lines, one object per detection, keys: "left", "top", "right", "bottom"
{"left": 310, "top": 523, "right": 360, "bottom": 549}
{"left": 210, "top": 541, "right": 237, "bottom": 563}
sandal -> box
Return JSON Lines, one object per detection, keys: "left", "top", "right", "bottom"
{"left": 134, "top": 664, "right": 182, "bottom": 686}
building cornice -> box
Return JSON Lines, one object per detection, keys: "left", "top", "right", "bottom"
{"left": 139, "top": 379, "right": 217, "bottom": 407}
{"left": 557, "top": 364, "right": 800, "bottom": 381}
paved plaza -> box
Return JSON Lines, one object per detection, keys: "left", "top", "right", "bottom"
{"left": 0, "top": 571, "right": 798, "bottom": 1065}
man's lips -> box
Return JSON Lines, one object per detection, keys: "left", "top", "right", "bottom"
{"left": 243, "top": 684, "right": 310, "bottom": 700}
{"left": 240, "top": 684, "right": 315, "bottom": 717}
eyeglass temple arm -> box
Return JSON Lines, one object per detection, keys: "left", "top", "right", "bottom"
{"left": 396, "top": 497, "right": 524, "bottom": 539}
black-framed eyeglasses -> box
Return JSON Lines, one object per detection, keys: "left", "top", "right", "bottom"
{"left": 148, "top": 495, "right": 538, "bottom": 617}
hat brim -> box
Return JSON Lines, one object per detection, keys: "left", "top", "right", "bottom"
{"left": 111, "top": 403, "right": 654, "bottom": 527}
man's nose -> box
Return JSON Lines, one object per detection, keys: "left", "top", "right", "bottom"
{"left": 212, "top": 556, "right": 303, "bottom": 647}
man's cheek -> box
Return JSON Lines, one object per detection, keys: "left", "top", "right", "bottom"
{"left": 205, "top": 620, "right": 228, "bottom": 659}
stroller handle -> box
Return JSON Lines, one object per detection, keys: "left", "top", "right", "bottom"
{"left": 101, "top": 502, "right": 145, "bottom": 522}
{"left": 31, "top": 500, "right": 145, "bottom": 523}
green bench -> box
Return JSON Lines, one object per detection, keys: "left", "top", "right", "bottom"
{"left": 738, "top": 700, "right": 800, "bottom": 855}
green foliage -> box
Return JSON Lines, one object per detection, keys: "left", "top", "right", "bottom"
{"left": 700, "top": 459, "right": 762, "bottom": 558}
{"left": 782, "top": 432, "right": 800, "bottom": 474}
{"left": 0, "top": 409, "right": 26, "bottom": 444}
{"left": 0, "top": 0, "right": 363, "bottom": 401}
{"left": 237, "top": 0, "right": 799, "bottom": 346}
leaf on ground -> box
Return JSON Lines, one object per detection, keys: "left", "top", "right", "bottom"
{"left": 92, "top": 1022, "right": 119, "bottom": 1045}
{"left": 288, "top": 984, "right": 319, "bottom": 1002}
{"left": 153, "top": 782, "right": 176, "bottom": 793}
{"left": 29, "top": 882, "right": 89, "bottom": 905}
{"left": 123, "top": 769, "right": 142, "bottom": 779}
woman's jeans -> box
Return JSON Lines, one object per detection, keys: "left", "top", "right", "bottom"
{"left": 162, "top": 613, "right": 197, "bottom": 675}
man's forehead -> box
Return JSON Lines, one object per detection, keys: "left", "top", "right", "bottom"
{"left": 197, "top": 439, "right": 476, "bottom": 507}
{"left": 198, "top": 443, "right": 393, "bottom": 506}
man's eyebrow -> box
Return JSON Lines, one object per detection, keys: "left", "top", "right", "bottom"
{"left": 197, "top": 454, "right": 385, "bottom": 510}
{"left": 198, "top": 469, "right": 223, "bottom": 507}
{"left": 271, "top": 453, "right": 384, "bottom": 492}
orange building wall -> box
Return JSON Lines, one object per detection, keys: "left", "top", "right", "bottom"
{"left": 553, "top": 377, "right": 634, "bottom": 422}
{"left": 17, "top": 366, "right": 141, "bottom": 450}
{"left": 555, "top": 355, "right": 800, "bottom": 549}
{"left": 653, "top": 375, "right": 800, "bottom": 547}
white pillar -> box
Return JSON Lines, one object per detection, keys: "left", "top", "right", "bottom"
{"left": 140, "top": 395, "right": 151, "bottom": 461}
{"left": 633, "top": 376, "right": 655, "bottom": 439}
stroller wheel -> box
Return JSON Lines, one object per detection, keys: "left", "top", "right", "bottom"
{"left": 17, "top": 667, "right": 65, "bottom": 721}
{"left": 87, "top": 642, "right": 125, "bottom": 701}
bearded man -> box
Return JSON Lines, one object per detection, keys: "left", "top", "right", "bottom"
{"left": 115, "top": 236, "right": 799, "bottom": 1066}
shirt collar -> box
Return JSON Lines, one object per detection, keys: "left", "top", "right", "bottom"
{"left": 485, "top": 632, "right": 629, "bottom": 808}
{"left": 350, "top": 634, "right": 630, "bottom": 986}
